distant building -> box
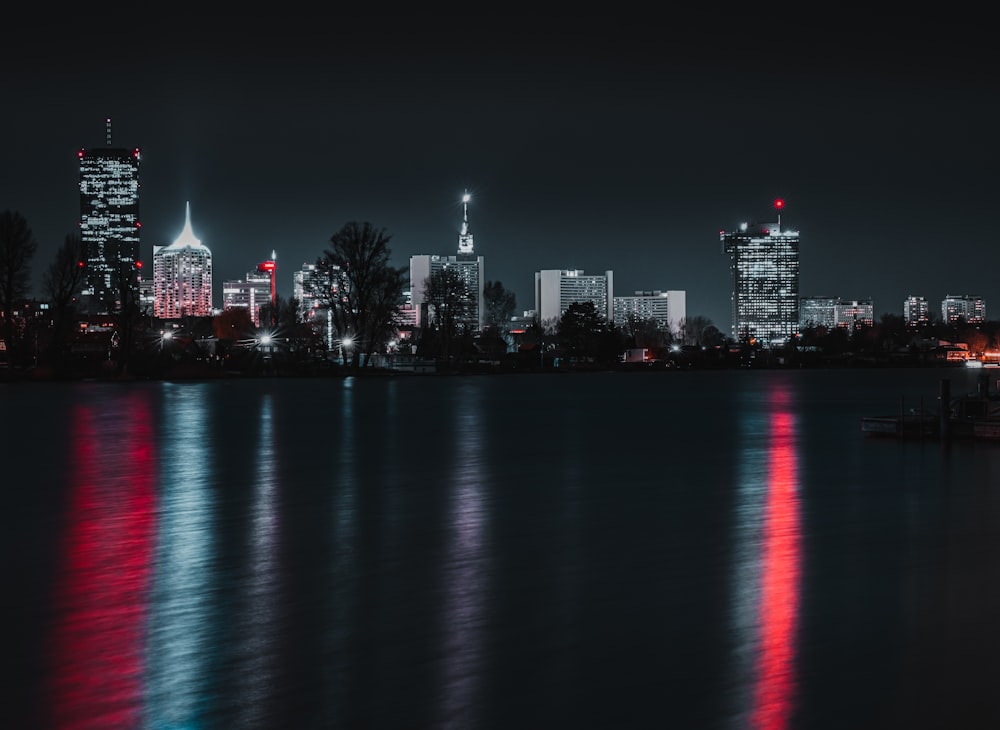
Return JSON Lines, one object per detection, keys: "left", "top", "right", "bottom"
{"left": 799, "top": 297, "right": 838, "bottom": 329}
{"left": 222, "top": 254, "right": 277, "bottom": 327}
{"left": 834, "top": 299, "right": 874, "bottom": 329}
{"left": 78, "top": 118, "right": 141, "bottom": 315}
{"left": 721, "top": 200, "right": 799, "bottom": 347}
{"left": 941, "top": 294, "right": 985, "bottom": 324}
{"left": 534, "top": 269, "right": 614, "bottom": 325}
{"left": 903, "top": 295, "right": 930, "bottom": 327}
{"left": 153, "top": 202, "right": 213, "bottom": 319}
{"left": 410, "top": 192, "right": 484, "bottom": 331}
{"left": 292, "top": 262, "right": 327, "bottom": 321}
{"left": 613, "top": 290, "right": 686, "bottom": 336}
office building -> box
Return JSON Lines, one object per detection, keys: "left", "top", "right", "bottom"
{"left": 942, "top": 295, "right": 986, "bottom": 324}
{"left": 721, "top": 200, "right": 800, "bottom": 346}
{"left": 78, "top": 119, "right": 141, "bottom": 314}
{"left": 834, "top": 299, "right": 874, "bottom": 329}
{"left": 153, "top": 202, "right": 213, "bottom": 319}
{"left": 534, "top": 269, "right": 614, "bottom": 325}
{"left": 409, "top": 192, "right": 485, "bottom": 332}
{"left": 799, "top": 297, "right": 838, "bottom": 329}
{"left": 613, "top": 290, "right": 686, "bottom": 336}
{"left": 903, "top": 295, "right": 930, "bottom": 327}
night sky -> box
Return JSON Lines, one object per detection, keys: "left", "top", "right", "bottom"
{"left": 2, "top": 10, "right": 996, "bottom": 330}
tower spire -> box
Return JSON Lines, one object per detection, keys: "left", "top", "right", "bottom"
{"left": 106, "top": 117, "right": 112, "bottom": 146}
{"left": 458, "top": 190, "right": 474, "bottom": 255}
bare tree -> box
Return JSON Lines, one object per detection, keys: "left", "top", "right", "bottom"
{"left": 422, "top": 267, "right": 474, "bottom": 361}
{"left": 313, "top": 222, "right": 407, "bottom": 368}
{"left": 42, "top": 231, "right": 87, "bottom": 362}
{"left": 0, "top": 210, "right": 38, "bottom": 365}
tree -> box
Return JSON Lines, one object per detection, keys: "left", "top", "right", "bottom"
{"left": 422, "top": 267, "right": 474, "bottom": 361}
{"left": 314, "top": 222, "right": 407, "bottom": 368}
{"left": 556, "top": 301, "right": 607, "bottom": 360}
{"left": 0, "top": 210, "right": 38, "bottom": 366}
{"left": 42, "top": 231, "right": 88, "bottom": 364}
{"left": 483, "top": 280, "right": 516, "bottom": 331}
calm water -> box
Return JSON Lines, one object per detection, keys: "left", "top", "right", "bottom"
{"left": 4, "top": 368, "right": 1000, "bottom": 729}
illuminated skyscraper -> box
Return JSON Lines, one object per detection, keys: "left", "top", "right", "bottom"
{"left": 153, "top": 202, "right": 213, "bottom": 319}
{"left": 78, "top": 118, "right": 141, "bottom": 314}
{"left": 534, "top": 269, "right": 614, "bottom": 324}
{"left": 903, "top": 295, "right": 930, "bottom": 327}
{"left": 409, "top": 191, "right": 485, "bottom": 331}
{"left": 721, "top": 200, "right": 800, "bottom": 346}
{"left": 941, "top": 294, "right": 986, "bottom": 324}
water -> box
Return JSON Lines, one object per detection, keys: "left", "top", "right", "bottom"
{"left": 4, "top": 368, "right": 1000, "bottom": 729}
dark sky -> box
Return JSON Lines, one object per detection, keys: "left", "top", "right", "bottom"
{"left": 3, "top": 9, "right": 997, "bottom": 329}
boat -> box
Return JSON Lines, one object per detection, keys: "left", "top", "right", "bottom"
{"left": 862, "top": 372, "right": 1000, "bottom": 441}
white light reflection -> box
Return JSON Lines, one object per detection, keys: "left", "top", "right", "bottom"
{"left": 729, "top": 380, "right": 802, "bottom": 730}
{"left": 434, "top": 382, "right": 491, "bottom": 727}
{"left": 144, "top": 383, "right": 218, "bottom": 729}
{"left": 327, "top": 376, "right": 360, "bottom": 728}
{"left": 234, "top": 392, "right": 282, "bottom": 728}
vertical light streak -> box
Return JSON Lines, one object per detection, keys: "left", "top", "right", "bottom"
{"left": 144, "top": 383, "right": 217, "bottom": 728}
{"left": 49, "top": 388, "right": 156, "bottom": 729}
{"left": 234, "top": 392, "right": 281, "bottom": 728}
{"left": 749, "top": 399, "right": 801, "bottom": 730}
{"left": 435, "top": 383, "right": 489, "bottom": 728}
{"left": 730, "top": 381, "right": 801, "bottom": 730}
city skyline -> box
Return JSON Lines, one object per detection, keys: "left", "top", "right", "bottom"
{"left": 3, "top": 10, "right": 997, "bottom": 331}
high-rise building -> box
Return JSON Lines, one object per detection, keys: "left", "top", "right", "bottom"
{"left": 721, "top": 199, "right": 800, "bottom": 347}
{"left": 153, "top": 202, "right": 213, "bottom": 319}
{"left": 293, "top": 262, "right": 326, "bottom": 321}
{"left": 799, "top": 296, "right": 838, "bottom": 329}
{"left": 942, "top": 294, "right": 986, "bottom": 324}
{"left": 834, "top": 299, "right": 874, "bottom": 329}
{"left": 534, "top": 269, "right": 614, "bottom": 325}
{"left": 409, "top": 192, "right": 485, "bottom": 332}
{"left": 612, "top": 290, "right": 686, "bottom": 336}
{"left": 78, "top": 118, "right": 141, "bottom": 314}
{"left": 903, "top": 295, "right": 930, "bottom": 327}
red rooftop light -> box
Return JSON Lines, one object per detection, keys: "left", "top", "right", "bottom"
{"left": 774, "top": 198, "right": 785, "bottom": 210}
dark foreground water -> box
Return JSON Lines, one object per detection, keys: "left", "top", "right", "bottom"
{"left": 4, "top": 368, "right": 1000, "bottom": 729}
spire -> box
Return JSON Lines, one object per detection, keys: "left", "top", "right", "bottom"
{"left": 458, "top": 190, "right": 474, "bottom": 255}
{"left": 106, "top": 117, "right": 112, "bottom": 146}
{"left": 166, "top": 201, "right": 206, "bottom": 250}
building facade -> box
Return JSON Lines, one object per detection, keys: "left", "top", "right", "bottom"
{"left": 903, "top": 295, "right": 930, "bottom": 327}
{"left": 78, "top": 120, "right": 141, "bottom": 315}
{"left": 941, "top": 294, "right": 986, "bottom": 324}
{"left": 409, "top": 192, "right": 484, "bottom": 332}
{"left": 152, "top": 203, "right": 213, "bottom": 319}
{"left": 535, "top": 269, "right": 614, "bottom": 325}
{"left": 721, "top": 203, "right": 800, "bottom": 346}
{"left": 612, "top": 290, "right": 686, "bottom": 336}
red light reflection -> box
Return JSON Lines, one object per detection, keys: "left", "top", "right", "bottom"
{"left": 48, "top": 392, "right": 156, "bottom": 729}
{"left": 750, "top": 396, "right": 800, "bottom": 730}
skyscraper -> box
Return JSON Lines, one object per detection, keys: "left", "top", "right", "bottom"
{"left": 721, "top": 200, "right": 800, "bottom": 347}
{"left": 153, "top": 203, "right": 213, "bottom": 319}
{"left": 222, "top": 255, "right": 276, "bottom": 327}
{"left": 78, "top": 118, "right": 141, "bottom": 315}
{"left": 409, "top": 191, "right": 485, "bottom": 332}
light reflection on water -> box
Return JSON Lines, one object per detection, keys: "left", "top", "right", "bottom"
{"left": 48, "top": 388, "right": 156, "bottom": 729}
{"left": 730, "top": 377, "right": 801, "bottom": 730}
{"left": 436, "top": 381, "right": 489, "bottom": 728}
{"left": 10, "top": 370, "right": 1000, "bottom": 728}
{"left": 144, "top": 383, "right": 218, "bottom": 729}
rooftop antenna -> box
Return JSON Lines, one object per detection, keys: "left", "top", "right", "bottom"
{"left": 458, "top": 190, "right": 474, "bottom": 254}
{"left": 774, "top": 198, "right": 785, "bottom": 231}
{"left": 106, "top": 117, "right": 112, "bottom": 146}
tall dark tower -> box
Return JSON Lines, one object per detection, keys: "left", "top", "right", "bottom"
{"left": 720, "top": 199, "right": 800, "bottom": 347}
{"left": 78, "top": 117, "right": 141, "bottom": 315}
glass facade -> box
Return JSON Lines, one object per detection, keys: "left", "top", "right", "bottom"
{"left": 722, "top": 221, "right": 800, "bottom": 346}
{"left": 78, "top": 146, "right": 141, "bottom": 314}
{"left": 152, "top": 204, "right": 213, "bottom": 319}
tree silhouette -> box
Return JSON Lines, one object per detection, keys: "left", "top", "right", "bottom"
{"left": 42, "top": 231, "right": 87, "bottom": 366}
{"left": 422, "top": 267, "right": 475, "bottom": 362}
{"left": 0, "top": 210, "right": 38, "bottom": 366}
{"left": 314, "top": 222, "right": 407, "bottom": 368}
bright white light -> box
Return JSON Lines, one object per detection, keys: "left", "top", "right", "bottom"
{"left": 342, "top": 337, "right": 353, "bottom": 348}
{"left": 162, "top": 331, "right": 173, "bottom": 340}
{"left": 260, "top": 334, "right": 272, "bottom": 345}
{"left": 462, "top": 193, "right": 470, "bottom": 203}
